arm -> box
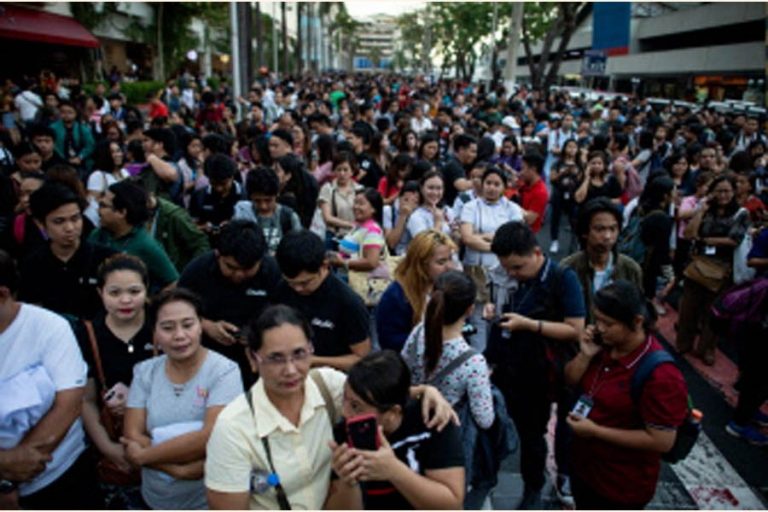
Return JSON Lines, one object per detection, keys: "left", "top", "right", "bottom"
{"left": 81, "top": 379, "right": 132, "bottom": 472}
{"left": 385, "top": 202, "right": 415, "bottom": 252}
{"left": 146, "top": 154, "right": 179, "bottom": 183}
{"left": 498, "top": 315, "right": 583, "bottom": 342}
{"left": 564, "top": 326, "right": 602, "bottom": 387}
{"left": 683, "top": 207, "right": 705, "bottom": 240}
{"left": 311, "top": 339, "right": 371, "bottom": 372}
{"left": 323, "top": 478, "right": 363, "bottom": 510}
{"left": 207, "top": 490, "right": 250, "bottom": 510}
{"left": 122, "top": 405, "right": 225, "bottom": 467}
{"left": 320, "top": 201, "right": 355, "bottom": 231}
{"left": 574, "top": 173, "right": 590, "bottom": 204}
{"left": 701, "top": 236, "right": 738, "bottom": 247}
{"left": 460, "top": 222, "right": 491, "bottom": 252}
{"left": 346, "top": 245, "right": 380, "bottom": 272}
{"left": 566, "top": 417, "right": 677, "bottom": 453}
{"left": 20, "top": 387, "right": 84, "bottom": 456}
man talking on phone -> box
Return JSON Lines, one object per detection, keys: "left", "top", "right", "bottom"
{"left": 483, "top": 221, "right": 585, "bottom": 509}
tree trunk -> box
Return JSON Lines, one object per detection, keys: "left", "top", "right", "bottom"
{"left": 156, "top": 4, "right": 165, "bottom": 80}
{"left": 281, "top": 2, "right": 288, "bottom": 76}
{"left": 543, "top": 3, "right": 579, "bottom": 90}
{"left": 255, "top": 2, "right": 263, "bottom": 69}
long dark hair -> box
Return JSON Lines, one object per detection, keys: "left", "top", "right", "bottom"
{"left": 356, "top": 187, "right": 383, "bottom": 225}
{"left": 423, "top": 271, "right": 476, "bottom": 374}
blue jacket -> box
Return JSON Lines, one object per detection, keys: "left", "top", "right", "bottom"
{"left": 375, "top": 281, "right": 414, "bottom": 351}
{"left": 49, "top": 119, "right": 95, "bottom": 163}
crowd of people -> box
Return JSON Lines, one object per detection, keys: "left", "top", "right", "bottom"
{"left": 1, "top": 68, "right": 767, "bottom": 510}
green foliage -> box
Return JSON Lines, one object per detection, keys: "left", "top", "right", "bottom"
{"left": 432, "top": 3, "right": 495, "bottom": 80}
{"left": 69, "top": 2, "right": 118, "bottom": 31}
{"left": 83, "top": 81, "right": 165, "bottom": 106}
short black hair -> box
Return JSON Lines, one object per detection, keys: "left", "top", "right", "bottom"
{"left": 347, "top": 351, "right": 412, "bottom": 412}
{"left": 150, "top": 287, "right": 204, "bottom": 325}
{"left": 246, "top": 166, "right": 280, "bottom": 197}
{"left": 350, "top": 124, "right": 372, "bottom": 146}
{"left": 522, "top": 151, "right": 545, "bottom": 175}
{"left": 97, "top": 253, "right": 149, "bottom": 289}
{"left": 491, "top": 221, "right": 538, "bottom": 257}
{"left": 204, "top": 154, "right": 237, "bottom": 182}
{"left": 357, "top": 187, "right": 383, "bottom": 225}
{"left": 247, "top": 304, "right": 313, "bottom": 353}
{"left": 0, "top": 249, "right": 20, "bottom": 294}
{"left": 28, "top": 124, "right": 55, "bottom": 140}
{"left": 576, "top": 198, "right": 622, "bottom": 249}
{"left": 109, "top": 181, "right": 150, "bottom": 226}
{"left": 29, "top": 181, "right": 85, "bottom": 222}
{"left": 270, "top": 129, "right": 294, "bottom": 147}
{"left": 202, "top": 133, "right": 232, "bottom": 155}
{"left": 217, "top": 220, "right": 267, "bottom": 268}
{"left": 453, "top": 133, "right": 477, "bottom": 152}
{"left": 143, "top": 128, "right": 176, "bottom": 155}
{"left": 275, "top": 229, "right": 326, "bottom": 278}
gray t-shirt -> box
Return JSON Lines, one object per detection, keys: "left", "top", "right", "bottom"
{"left": 232, "top": 201, "right": 302, "bottom": 254}
{"left": 127, "top": 350, "right": 243, "bottom": 510}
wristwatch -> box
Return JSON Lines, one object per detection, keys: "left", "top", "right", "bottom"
{"left": 0, "top": 479, "right": 17, "bottom": 494}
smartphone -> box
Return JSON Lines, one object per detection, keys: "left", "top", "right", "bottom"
{"left": 346, "top": 414, "right": 379, "bottom": 451}
{"left": 104, "top": 382, "right": 130, "bottom": 406}
{"left": 592, "top": 331, "right": 604, "bottom": 346}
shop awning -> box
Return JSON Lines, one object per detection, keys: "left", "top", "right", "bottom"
{"left": 0, "top": 5, "right": 100, "bottom": 48}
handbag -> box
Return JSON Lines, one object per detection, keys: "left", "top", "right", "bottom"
{"left": 348, "top": 245, "right": 402, "bottom": 307}
{"left": 84, "top": 321, "right": 142, "bottom": 487}
{"left": 683, "top": 254, "right": 731, "bottom": 293}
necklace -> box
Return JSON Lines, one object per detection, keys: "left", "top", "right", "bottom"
{"left": 172, "top": 383, "right": 185, "bottom": 397}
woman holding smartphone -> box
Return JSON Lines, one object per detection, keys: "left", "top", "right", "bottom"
{"left": 80, "top": 254, "right": 155, "bottom": 507}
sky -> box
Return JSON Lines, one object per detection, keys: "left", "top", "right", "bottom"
{"left": 344, "top": 1, "right": 426, "bottom": 20}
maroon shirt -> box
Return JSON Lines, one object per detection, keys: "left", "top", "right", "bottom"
{"left": 571, "top": 335, "right": 688, "bottom": 506}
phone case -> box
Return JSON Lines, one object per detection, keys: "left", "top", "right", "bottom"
{"left": 346, "top": 413, "right": 379, "bottom": 450}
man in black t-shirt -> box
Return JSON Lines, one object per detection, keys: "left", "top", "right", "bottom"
{"left": 19, "top": 182, "right": 116, "bottom": 320}
{"left": 274, "top": 230, "right": 371, "bottom": 371}
{"left": 178, "top": 220, "right": 280, "bottom": 385}
{"left": 189, "top": 154, "right": 244, "bottom": 240}
{"left": 440, "top": 133, "right": 476, "bottom": 205}
{"left": 348, "top": 124, "right": 382, "bottom": 189}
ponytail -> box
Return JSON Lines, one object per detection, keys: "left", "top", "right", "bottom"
{"left": 424, "top": 289, "right": 446, "bottom": 375}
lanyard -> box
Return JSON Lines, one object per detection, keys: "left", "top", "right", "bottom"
{"left": 587, "top": 338, "right": 652, "bottom": 399}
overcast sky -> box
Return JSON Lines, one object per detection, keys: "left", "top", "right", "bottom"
{"left": 344, "top": 1, "right": 426, "bottom": 20}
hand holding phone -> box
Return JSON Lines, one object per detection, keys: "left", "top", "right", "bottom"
{"left": 104, "top": 382, "right": 130, "bottom": 411}
{"left": 346, "top": 414, "right": 379, "bottom": 451}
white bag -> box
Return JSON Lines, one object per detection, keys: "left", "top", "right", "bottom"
{"left": 733, "top": 232, "right": 756, "bottom": 285}
{"left": 309, "top": 206, "right": 327, "bottom": 239}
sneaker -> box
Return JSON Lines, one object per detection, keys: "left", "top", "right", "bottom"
{"left": 753, "top": 410, "right": 768, "bottom": 428}
{"left": 726, "top": 421, "right": 768, "bottom": 446}
{"left": 549, "top": 240, "right": 560, "bottom": 254}
{"left": 556, "top": 475, "right": 575, "bottom": 508}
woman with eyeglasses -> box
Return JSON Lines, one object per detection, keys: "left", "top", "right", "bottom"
{"left": 205, "top": 304, "right": 457, "bottom": 510}
{"left": 122, "top": 288, "right": 242, "bottom": 509}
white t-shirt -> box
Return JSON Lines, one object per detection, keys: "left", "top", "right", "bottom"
{"left": 460, "top": 197, "right": 524, "bottom": 267}
{"left": 382, "top": 200, "right": 410, "bottom": 256}
{"left": 86, "top": 169, "right": 130, "bottom": 195}
{"left": 14, "top": 91, "right": 43, "bottom": 122}
{"left": 0, "top": 304, "right": 88, "bottom": 496}
{"left": 407, "top": 206, "right": 453, "bottom": 239}
{"left": 411, "top": 116, "right": 433, "bottom": 136}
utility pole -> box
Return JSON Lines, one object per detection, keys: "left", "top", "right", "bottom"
{"left": 503, "top": 1, "right": 523, "bottom": 95}
{"left": 423, "top": 4, "right": 431, "bottom": 76}
{"left": 272, "top": 2, "right": 279, "bottom": 77}
{"left": 489, "top": 2, "right": 498, "bottom": 89}
{"left": 281, "top": 2, "right": 288, "bottom": 76}
{"left": 237, "top": 2, "right": 252, "bottom": 95}
{"left": 230, "top": 1, "right": 242, "bottom": 113}
{"left": 255, "top": 2, "right": 263, "bottom": 69}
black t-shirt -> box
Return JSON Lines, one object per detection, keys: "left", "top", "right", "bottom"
{"left": 273, "top": 273, "right": 369, "bottom": 357}
{"left": 332, "top": 400, "right": 464, "bottom": 510}
{"left": 189, "top": 181, "right": 244, "bottom": 226}
{"left": 78, "top": 312, "right": 155, "bottom": 392}
{"left": 585, "top": 174, "right": 622, "bottom": 203}
{"left": 439, "top": 156, "right": 467, "bottom": 206}
{"left": 18, "top": 241, "right": 117, "bottom": 320}
{"left": 357, "top": 153, "right": 383, "bottom": 190}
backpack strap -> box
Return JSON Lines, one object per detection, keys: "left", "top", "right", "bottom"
{"left": 310, "top": 369, "right": 339, "bottom": 426}
{"left": 84, "top": 319, "right": 108, "bottom": 393}
{"left": 428, "top": 348, "right": 477, "bottom": 386}
{"left": 630, "top": 349, "right": 675, "bottom": 403}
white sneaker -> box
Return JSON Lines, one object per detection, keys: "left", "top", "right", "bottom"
{"left": 549, "top": 240, "right": 559, "bottom": 253}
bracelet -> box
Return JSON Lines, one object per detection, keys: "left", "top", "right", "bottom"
{"left": 537, "top": 320, "right": 543, "bottom": 334}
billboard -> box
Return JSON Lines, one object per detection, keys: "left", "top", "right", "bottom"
{"left": 592, "top": 2, "right": 631, "bottom": 56}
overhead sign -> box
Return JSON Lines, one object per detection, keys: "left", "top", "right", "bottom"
{"left": 592, "top": 2, "right": 631, "bottom": 56}
{"left": 581, "top": 50, "right": 607, "bottom": 77}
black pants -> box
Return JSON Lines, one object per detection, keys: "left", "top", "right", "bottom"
{"left": 19, "top": 450, "right": 104, "bottom": 510}
{"left": 571, "top": 474, "right": 648, "bottom": 510}
{"left": 734, "top": 323, "right": 768, "bottom": 425}
{"left": 549, "top": 188, "right": 575, "bottom": 241}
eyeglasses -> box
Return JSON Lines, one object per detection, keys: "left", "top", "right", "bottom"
{"left": 255, "top": 346, "right": 314, "bottom": 367}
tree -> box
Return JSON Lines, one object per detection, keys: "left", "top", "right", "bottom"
{"left": 329, "top": 5, "right": 361, "bottom": 73}
{"left": 521, "top": 2, "right": 591, "bottom": 90}
{"left": 395, "top": 10, "right": 427, "bottom": 72}
{"left": 431, "top": 3, "right": 495, "bottom": 81}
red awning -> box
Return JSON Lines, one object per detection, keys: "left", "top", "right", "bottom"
{"left": 0, "top": 5, "right": 100, "bottom": 48}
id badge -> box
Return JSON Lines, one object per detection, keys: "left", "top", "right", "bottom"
{"left": 704, "top": 246, "right": 716, "bottom": 256}
{"left": 572, "top": 394, "right": 593, "bottom": 418}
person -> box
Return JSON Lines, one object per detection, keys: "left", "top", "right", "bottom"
{"left": 406, "top": 170, "right": 454, "bottom": 239}
{"left": 329, "top": 350, "right": 465, "bottom": 509}
{"left": 484, "top": 221, "right": 586, "bottom": 509}
{"left": 675, "top": 171, "right": 715, "bottom": 275}
{"left": 0, "top": 249, "right": 102, "bottom": 509}
{"left": 677, "top": 174, "right": 750, "bottom": 365}
{"left": 137, "top": 128, "right": 182, "bottom": 203}
{"left": 49, "top": 100, "right": 95, "bottom": 177}
{"left": 29, "top": 124, "right": 67, "bottom": 172}
{"left": 274, "top": 230, "right": 372, "bottom": 371}
{"left": 377, "top": 230, "right": 457, "bottom": 352}
{"left": 549, "top": 139, "right": 581, "bottom": 253}
{"left": 561, "top": 198, "right": 643, "bottom": 324}
{"left": 87, "top": 140, "right": 129, "bottom": 203}
{"left": 564, "top": 280, "right": 688, "bottom": 509}
{"left": 327, "top": 188, "right": 386, "bottom": 275}
{"left": 189, "top": 154, "right": 244, "bottom": 243}
{"left": 400, "top": 270, "right": 494, "bottom": 427}
{"left": 176, "top": 132, "right": 204, "bottom": 200}
{"left": 274, "top": 153, "right": 319, "bottom": 229}
{"left": 518, "top": 151, "right": 550, "bottom": 234}
{"left": 7, "top": 171, "right": 46, "bottom": 257}
{"left": 122, "top": 288, "right": 243, "bottom": 510}
{"left": 574, "top": 150, "right": 622, "bottom": 206}
{"left": 146, "top": 192, "right": 210, "bottom": 272}
{"left": 232, "top": 166, "right": 302, "bottom": 255}
{"left": 79, "top": 254, "right": 154, "bottom": 508}
{"left": 725, "top": 226, "right": 768, "bottom": 445}
{"left": 317, "top": 151, "right": 364, "bottom": 246}
{"left": 440, "top": 134, "right": 476, "bottom": 206}
{"left": 178, "top": 220, "right": 280, "bottom": 386}
{"left": 19, "top": 181, "right": 116, "bottom": 320}
{"left": 89, "top": 181, "right": 179, "bottom": 292}
{"left": 635, "top": 176, "right": 676, "bottom": 303}
{"left": 378, "top": 153, "right": 413, "bottom": 206}
{"left": 382, "top": 180, "right": 420, "bottom": 256}
{"left": 348, "top": 124, "right": 383, "bottom": 189}
{"left": 267, "top": 128, "right": 294, "bottom": 163}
